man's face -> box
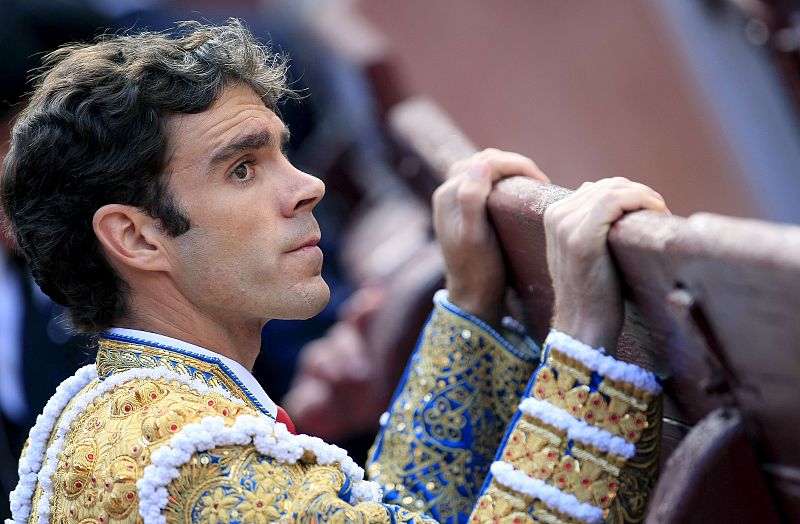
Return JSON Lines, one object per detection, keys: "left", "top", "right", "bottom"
{"left": 162, "top": 84, "right": 329, "bottom": 326}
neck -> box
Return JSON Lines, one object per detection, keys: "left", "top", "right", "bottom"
{"left": 116, "top": 293, "right": 265, "bottom": 371}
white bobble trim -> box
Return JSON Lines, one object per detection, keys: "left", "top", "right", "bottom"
{"left": 547, "top": 330, "right": 661, "bottom": 394}
{"left": 350, "top": 480, "right": 384, "bottom": 505}
{"left": 9, "top": 364, "right": 97, "bottom": 524}
{"left": 519, "top": 397, "right": 635, "bottom": 459}
{"left": 490, "top": 461, "right": 602, "bottom": 524}
{"left": 138, "top": 414, "right": 379, "bottom": 524}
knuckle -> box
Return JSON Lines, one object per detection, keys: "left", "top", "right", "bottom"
{"left": 447, "top": 159, "right": 470, "bottom": 179}
{"left": 598, "top": 190, "right": 620, "bottom": 208}
{"left": 597, "top": 176, "right": 625, "bottom": 188}
{"left": 456, "top": 185, "right": 481, "bottom": 209}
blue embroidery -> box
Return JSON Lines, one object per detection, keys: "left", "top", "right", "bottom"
{"left": 434, "top": 290, "right": 540, "bottom": 363}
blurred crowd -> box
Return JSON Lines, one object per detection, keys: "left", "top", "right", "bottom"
{"left": 0, "top": 1, "right": 444, "bottom": 519}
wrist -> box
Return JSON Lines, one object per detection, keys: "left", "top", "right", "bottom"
{"left": 446, "top": 285, "right": 504, "bottom": 329}
{"left": 552, "top": 309, "right": 621, "bottom": 355}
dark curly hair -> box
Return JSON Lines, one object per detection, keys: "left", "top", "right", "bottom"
{"left": 1, "top": 20, "right": 293, "bottom": 334}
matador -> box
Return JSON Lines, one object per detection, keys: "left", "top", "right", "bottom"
{"left": 2, "top": 20, "right": 668, "bottom": 524}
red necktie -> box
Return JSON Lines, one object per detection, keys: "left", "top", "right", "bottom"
{"left": 276, "top": 405, "right": 296, "bottom": 434}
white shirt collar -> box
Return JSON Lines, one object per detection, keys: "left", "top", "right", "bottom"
{"left": 105, "top": 327, "right": 277, "bottom": 418}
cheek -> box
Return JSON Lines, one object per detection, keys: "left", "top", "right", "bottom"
{"left": 186, "top": 200, "right": 273, "bottom": 249}
{"left": 193, "top": 239, "right": 275, "bottom": 287}
{"left": 172, "top": 227, "right": 233, "bottom": 288}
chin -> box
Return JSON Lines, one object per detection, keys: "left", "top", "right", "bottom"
{"left": 280, "top": 277, "right": 331, "bottom": 320}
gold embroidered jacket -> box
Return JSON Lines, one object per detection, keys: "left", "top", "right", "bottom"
{"left": 9, "top": 293, "right": 660, "bottom": 524}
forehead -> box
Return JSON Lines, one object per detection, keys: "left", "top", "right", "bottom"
{"left": 165, "top": 84, "right": 283, "bottom": 169}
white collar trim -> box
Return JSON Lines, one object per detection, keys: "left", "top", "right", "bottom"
{"left": 105, "top": 327, "right": 277, "bottom": 418}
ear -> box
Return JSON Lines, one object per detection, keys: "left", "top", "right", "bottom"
{"left": 93, "top": 204, "right": 171, "bottom": 273}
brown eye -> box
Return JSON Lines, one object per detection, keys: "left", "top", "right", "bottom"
{"left": 232, "top": 162, "right": 253, "bottom": 181}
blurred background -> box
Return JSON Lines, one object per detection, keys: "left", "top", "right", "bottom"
{"left": 1, "top": 0, "right": 800, "bottom": 519}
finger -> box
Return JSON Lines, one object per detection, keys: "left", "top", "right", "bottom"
{"left": 431, "top": 174, "right": 466, "bottom": 220}
{"left": 604, "top": 183, "right": 668, "bottom": 212}
{"left": 445, "top": 158, "right": 472, "bottom": 180}
{"left": 545, "top": 183, "right": 669, "bottom": 248}
{"left": 448, "top": 149, "right": 551, "bottom": 183}
{"left": 587, "top": 187, "right": 669, "bottom": 227}
{"left": 456, "top": 164, "right": 493, "bottom": 220}
{"left": 563, "top": 178, "right": 666, "bottom": 217}
{"left": 549, "top": 179, "right": 610, "bottom": 215}
{"left": 544, "top": 184, "right": 595, "bottom": 220}
{"left": 482, "top": 152, "right": 551, "bottom": 183}
{"left": 591, "top": 177, "right": 666, "bottom": 205}
{"left": 609, "top": 179, "right": 666, "bottom": 206}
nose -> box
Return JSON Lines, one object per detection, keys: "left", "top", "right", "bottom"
{"left": 284, "top": 166, "right": 325, "bottom": 217}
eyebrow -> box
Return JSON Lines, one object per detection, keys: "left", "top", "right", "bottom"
{"left": 207, "top": 126, "right": 291, "bottom": 168}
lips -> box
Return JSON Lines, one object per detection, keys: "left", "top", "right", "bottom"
{"left": 288, "top": 234, "right": 321, "bottom": 253}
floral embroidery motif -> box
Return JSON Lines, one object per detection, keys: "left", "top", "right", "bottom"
{"left": 238, "top": 489, "right": 283, "bottom": 523}
{"left": 199, "top": 488, "right": 241, "bottom": 524}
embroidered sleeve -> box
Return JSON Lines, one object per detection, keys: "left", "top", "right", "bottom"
{"left": 470, "top": 330, "right": 662, "bottom": 524}
{"left": 366, "top": 290, "right": 540, "bottom": 523}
